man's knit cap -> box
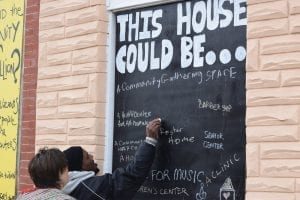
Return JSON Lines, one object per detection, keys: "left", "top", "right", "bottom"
{"left": 63, "top": 146, "right": 83, "bottom": 171}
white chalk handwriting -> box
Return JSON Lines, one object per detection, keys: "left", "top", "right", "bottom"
{"left": 116, "top": 67, "right": 237, "bottom": 94}
{"left": 138, "top": 185, "right": 190, "bottom": 197}
{"left": 205, "top": 153, "right": 240, "bottom": 186}
{"left": 116, "top": 110, "right": 151, "bottom": 119}
{"left": 198, "top": 99, "right": 232, "bottom": 113}
{"left": 202, "top": 130, "right": 225, "bottom": 151}
{"left": 151, "top": 168, "right": 205, "bottom": 184}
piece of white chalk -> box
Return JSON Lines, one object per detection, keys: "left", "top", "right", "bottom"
{"left": 158, "top": 118, "right": 161, "bottom": 122}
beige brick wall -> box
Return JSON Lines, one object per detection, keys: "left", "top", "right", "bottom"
{"left": 37, "top": 0, "right": 108, "bottom": 172}
{"left": 246, "top": 0, "right": 300, "bottom": 199}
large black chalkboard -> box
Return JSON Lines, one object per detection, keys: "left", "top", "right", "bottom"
{"left": 113, "top": 1, "right": 246, "bottom": 199}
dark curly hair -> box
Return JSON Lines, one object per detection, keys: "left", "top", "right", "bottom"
{"left": 28, "top": 148, "right": 68, "bottom": 188}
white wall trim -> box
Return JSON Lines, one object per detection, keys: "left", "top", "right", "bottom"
{"left": 103, "top": 12, "right": 116, "bottom": 174}
{"left": 107, "top": 0, "right": 180, "bottom": 11}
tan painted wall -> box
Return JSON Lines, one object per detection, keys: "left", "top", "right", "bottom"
{"left": 37, "top": 0, "right": 108, "bottom": 172}
{"left": 246, "top": 0, "right": 300, "bottom": 199}
{"left": 37, "top": 0, "right": 300, "bottom": 198}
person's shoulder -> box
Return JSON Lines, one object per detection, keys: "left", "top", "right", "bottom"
{"left": 80, "top": 173, "right": 113, "bottom": 190}
{"left": 75, "top": 174, "right": 113, "bottom": 198}
{"left": 58, "top": 193, "right": 76, "bottom": 200}
{"left": 15, "top": 194, "right": 25, "bottom": 200}
{"left": 64, "top": 195, "right": 77, "bottom": 200}
{"left": 50, "top": 188, "right": 76, "bottom": 200}
{"left": 15, "top": 190, "right": 45, "bottom": 200}
{"left": 16, "top": 188, "right": 75, "bottom": 200}
{"left": 15, "top": 188, "right": 45, "bottom": 200}
{"left": 85, "top": 173, "right": 112, "bottom": 183}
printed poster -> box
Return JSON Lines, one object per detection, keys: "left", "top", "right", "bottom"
{"left": 0, "top": 0, "right": 25, "bottom": 199}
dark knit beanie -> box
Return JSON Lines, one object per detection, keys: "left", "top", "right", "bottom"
{"left": 63, "top": 146, "right": 83, "bottom": 171}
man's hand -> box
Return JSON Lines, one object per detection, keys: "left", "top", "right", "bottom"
{"left": 146, "top": 118, "right": 161, "bottom": 139}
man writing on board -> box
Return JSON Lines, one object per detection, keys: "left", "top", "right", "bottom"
{"left": 62, "top": 118, "right": 161, "bottom": 200}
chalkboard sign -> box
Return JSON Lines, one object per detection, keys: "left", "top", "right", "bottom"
{"left": 113, "top": 1, "right": 246, "bottom": 199}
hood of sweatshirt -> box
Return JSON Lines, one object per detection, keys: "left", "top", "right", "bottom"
{"left": 62, "top": 171, "right": 95, "bottom": 194}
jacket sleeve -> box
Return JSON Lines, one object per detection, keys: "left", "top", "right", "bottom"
{"left": 111, "top": 141, "right": 156, "bottom": 200}
{"left": 70, "top": 142, "right": 156, "bottom": 200}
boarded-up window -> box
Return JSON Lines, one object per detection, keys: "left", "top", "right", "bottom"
{"left": 113, "top": 1, "right": 246, "bottom": 199}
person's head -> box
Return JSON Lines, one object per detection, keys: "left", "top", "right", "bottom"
{"left": 63, "top": 146, "right": 99, "bottom": 174}
{"left": 28, "top": 148, "right": 69, "bottom": 189}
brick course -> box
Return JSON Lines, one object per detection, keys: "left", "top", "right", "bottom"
{"left": 36, "top": 0, "right": 108, "bottom": 175}
{"left": 246, "top": 0, "right": 300, "bottom": 199}
{"left": 18, "top": 0, "right": 40, "bottom": 192}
